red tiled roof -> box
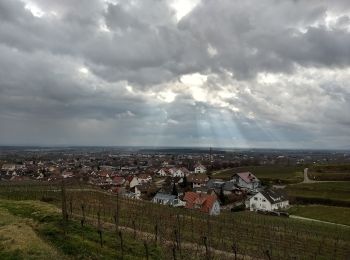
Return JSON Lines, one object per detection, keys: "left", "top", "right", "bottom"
{"left": 183, "top": 192, "right": 218, "bottom": 214}
{"left": 113, "top": 176, "right": 125, "bottom": 184}
{"left": 99, "top": 170, "right": 112, "bottom": 177}
{"left": 125, "top": 175, "right": 134, "bottom": 182}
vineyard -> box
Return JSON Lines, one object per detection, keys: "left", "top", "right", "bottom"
{"left": 0, "top": 182, "right": 350, "bottom": 259}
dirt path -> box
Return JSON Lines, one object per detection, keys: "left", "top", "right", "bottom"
{"left": 297, "top": 168, "right": 345, "bottom": 184}
{"left": 211, "top": 168, "right": 234, "bottom": 176}
{"left": 302, "top": 168, "right": 315, "bottom": 183}
{"left": 290, "top": 215, "right": 350, "bottom": 228}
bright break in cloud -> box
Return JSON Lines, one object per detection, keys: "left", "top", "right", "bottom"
{"left": 1, "top": 0, "right": 350, "bottom": 149}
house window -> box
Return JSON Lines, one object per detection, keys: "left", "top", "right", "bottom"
{"left": 262, "top": 199, "right": 266, "bottom": 202}
{"left": 254, "top": 197, "right": 258, "bottom": 201}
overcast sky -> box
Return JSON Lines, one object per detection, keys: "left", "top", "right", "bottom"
{"left": 1, "top": 0, "right": 350, "bottom": 149}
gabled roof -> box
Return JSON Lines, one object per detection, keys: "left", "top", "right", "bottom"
{"left": 234, "top": 172, "right": 259, "bottom": 184}
{"left": 258, "top": 189, "right": 288, "bottom": 204}
{"left": 194, "top": 163, "right": 206, "bottom": 169}
{"left": 99, "top": 170, "right": 112, "bottom": 177}
{"left": 177, "top": 167, "right": 190, "bottom": 173}
{"left": 125, "top": 175, "right": 135, "bottom": 182}
{"left": 183, "top": 192, "right": 218, "bottom": 214}
{"left": 112, "top": 176, "right": 125, "bottom": 184}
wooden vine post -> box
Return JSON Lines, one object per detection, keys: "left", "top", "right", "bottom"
{"left": 61, "top": 178, "right": 68, "bottom": 235}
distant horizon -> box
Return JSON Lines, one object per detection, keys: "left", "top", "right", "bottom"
{"left": 0, "top": 144, "right": 349, "bottom": 152}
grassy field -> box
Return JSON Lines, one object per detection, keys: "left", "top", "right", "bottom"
{"left": 311, "top": 164, "right": 350, "bottom": 172}
{"left": 0, "top": 203, "right": 65, "bottom": 259}
{"left": 213, "top": 165, "right": 303, "bottom": 184}
{"left": 308, "top": 172, "right": 350, "bottom": 181}
{"left": 288, "top": 205, "right": 350, "bottom": 226}
{"left": 286, "top": 182, "right": 350, "bottom": 204}
{"left": 0, "top": 199, "right": 163, "bottom": 259}
{"left": 308, "top": 164, "right": 350, "bottom": 181}
{"left": 0, "top": 184, "right": 350, "bottom": 259}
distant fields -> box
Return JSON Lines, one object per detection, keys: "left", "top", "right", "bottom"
{"left": 213, "top": 165, "right": 304, "bottom": 183}
{"left": 288, "top": 205, "right": 350, "bottom": 226}
{"left": 308, "top": 172, "right": 350, "bottom": 181}
{"left": 308, "top": 164, "right": 350, "bottom": 181}
{"left": 286, "top": 182, "right": 350, "bottom": 207}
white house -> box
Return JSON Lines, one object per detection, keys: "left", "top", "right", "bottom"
{"left": 168, "top": 168, "right": 177, "bottom": 176}
{"left": 249, "top": 189, "right": 289, "bottom": 212}
{"left": 173, "top": 167, "right": 190, "bottom": 178}
{"left": 152, "top": 192, "right": 185, "bottom": 207}
{"left": 129, "top": 176, "right": 140, "bottom": 188}
{"left": 187, "top": 174, "right": 209, "bottom": 188}
{"left": 157, "top": 168, "right": 169, "bottom": 177}
{"left": 158, "top": 167, "right": 190, "bottom": 178}
{"left": 1, "top": 164, "right": 16, "bottom": 171}
{"left": 194, "top": 164, "right": 207, "bottom": 174}
{"left": 125, "top": 186, "right": 141, "bottom": 199}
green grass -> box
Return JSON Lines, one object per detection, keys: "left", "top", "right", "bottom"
{"left": 308, "top": 172, "right": 350, "bottom": 181}
{"left": 287, "top": 182, "right": 350, "bottom": 206}
{"left": 0, "top": 199, "right": 163, "bottom": 260}
{"left": 308, "top": 164, "right": 350, "bottom": 181}
{"left": 0, "top": 201, "right": 66, "bottom": 259}
{"left": 213, "top": 165, "right": 303, "bottom": 183}
{"left": 311, "top": 164, "right": 350, "bottom": 172}
{"left": 1, "top": 184, "right": 350, "bottom": 259}
{"left": 288, "top": 205, "right": 350, "bottom": 226}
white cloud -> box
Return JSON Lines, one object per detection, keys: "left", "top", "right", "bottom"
{"left": 170, "top": 0, "right": 200, "bottom": 21}
{"left": 24, "top": 2, "right": 45, "bottom": 17}
{"left": 1, "top": 0, "right": 350, "bottom": 148}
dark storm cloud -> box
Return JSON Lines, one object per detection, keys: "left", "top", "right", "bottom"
{"left": 180, "top": 0, "right": 350, "bottom": 78}
{"left": 0, "top": 0, "right": 350, "bottom": 147}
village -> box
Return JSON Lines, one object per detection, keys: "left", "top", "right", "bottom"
{"left": 0, "top": 148, "right": 321, "bottom": 216}
{"left": 0, "top": 147, "right": 349, "bottom": 259}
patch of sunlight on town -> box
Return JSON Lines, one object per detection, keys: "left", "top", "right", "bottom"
{"left": 170, "top": 0, "right": 201, "bottom": 21}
